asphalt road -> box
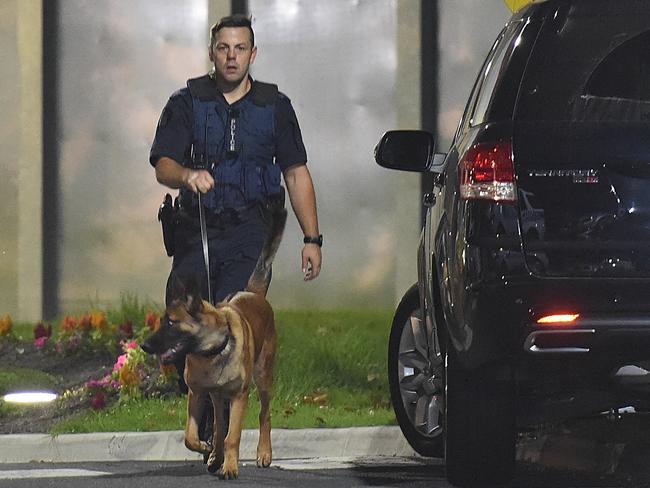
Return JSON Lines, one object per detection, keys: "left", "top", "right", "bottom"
{"left": 4, "top": 416, "right": 650, "bottom": 487}
{"left": 1, "top": 457, "right": 650, "bottom": 488}
{"left": 0, "top": 459, "right": 441, "bottom": 488}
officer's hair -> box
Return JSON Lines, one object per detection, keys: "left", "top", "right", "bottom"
{"left": 210, "top": 14, "right": 255, "bottom": 48}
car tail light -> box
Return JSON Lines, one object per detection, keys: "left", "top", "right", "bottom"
{"left": 537, "top": 314, "right": 580, "bottom": 325}
{"left": 459, "top": 141, "right": 516, "bottom": 202}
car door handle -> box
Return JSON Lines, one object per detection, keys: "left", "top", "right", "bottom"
{"left": 423, "top": 192, "right": 436, "bottom": 207}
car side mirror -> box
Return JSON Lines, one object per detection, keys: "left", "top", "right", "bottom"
{"left": 374, "top": 130, "right": 436, "bottom": 173}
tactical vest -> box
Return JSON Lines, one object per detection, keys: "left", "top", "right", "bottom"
{"left": 183, "top": 75, "right": 282, "bottom": 212}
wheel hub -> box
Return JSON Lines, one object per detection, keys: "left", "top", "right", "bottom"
{"left": 397, "top": 311, "right": 444, "bottom": 438}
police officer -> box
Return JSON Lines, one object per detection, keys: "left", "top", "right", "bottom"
{"left": 149, "top": 14, "right": 322, "bottom": 438}
{"left": 151, "top": 13, "right": 321, "bottom": 301}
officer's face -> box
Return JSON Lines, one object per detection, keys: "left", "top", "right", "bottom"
{"left": 210, "top": 27, "right": 257, "bottom": 86}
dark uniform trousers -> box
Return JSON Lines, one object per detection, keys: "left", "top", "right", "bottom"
{"left": 166, "top": 203, "right": 270, "bottom": 310}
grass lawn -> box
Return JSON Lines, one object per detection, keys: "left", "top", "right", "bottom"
{"left": 2, "top": 308, "right": 397, "bottom": 433}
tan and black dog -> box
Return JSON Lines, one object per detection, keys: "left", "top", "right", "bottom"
{"left": 143, "top": 204, "right": 286, "bottom": 479}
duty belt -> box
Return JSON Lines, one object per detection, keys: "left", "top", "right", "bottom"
{"left": 179, "top": 203, "right": 260, "bottom": 229}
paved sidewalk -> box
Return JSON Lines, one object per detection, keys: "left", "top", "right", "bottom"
{"left": 0, "top": 426, "right": 417, "bottom": 464}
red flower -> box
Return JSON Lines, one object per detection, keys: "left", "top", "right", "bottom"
{"left": 78, "top": 314, "right": 92, "bottom": 331}
{"left": 90, "top": 391, "right": 106, "bottom": 410}
{"left": 61, "top": 315, "right": 77, "bottom": 332}
{"left": 118, "top": 320, "right": 133, "bottom": 337}
{"left": 33, "top": 322, "right": 52, "bottom": 340}
{"left": 145, "top": 312, "right": 160, "bottom": 332}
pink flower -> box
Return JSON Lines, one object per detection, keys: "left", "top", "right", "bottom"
{"left": 125, "top": 341, "right": 138, "bottom": 350}
{"left": 34, "top": 336, "right": 48, "bottom": 349}
{"left": 113, "top": 353, "right": 128, "bottom": 372}
{"left": 86, "top": 379, "right": 104, "bottom": 390}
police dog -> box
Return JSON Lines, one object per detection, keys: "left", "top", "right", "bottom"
{"left": 142, "top": 204, "right": 286, "bottom": 479}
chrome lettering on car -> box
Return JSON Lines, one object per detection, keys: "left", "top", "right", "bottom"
{"left": 527, "top": 169, "right": 599, "bottom": 183}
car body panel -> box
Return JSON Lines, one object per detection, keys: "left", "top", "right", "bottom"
{"left": 379, "top": 0, "right": 650, "bottom": 426}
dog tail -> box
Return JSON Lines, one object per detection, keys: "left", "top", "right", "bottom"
{"left": 246, "top": 199, "right": 288, "bottom": 296}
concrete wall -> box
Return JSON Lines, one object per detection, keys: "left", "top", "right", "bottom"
{"left": 0, "top": 0, "right": 512, "bottom": 320}
{"left": 54, "top": 0, "right": 211, "bottom": 313}
{"left": 437, "top": 1, "right": 510, "bottom": 149}
{"left": 249, "top": 0, "right": 422, "bottom": 309}
{"left": 0, "top": 0, "right": 42, "bottom": 322}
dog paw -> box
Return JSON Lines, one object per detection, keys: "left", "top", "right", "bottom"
{"left": 184, "top": 438, "right": 212, "bottom": 455}
{"left": 218, "top": 463, "right": 239, "bottom": 480}
{"left": 206, "top": 451, "right": 224, "bottom": 474}
{"left": 256, "top": 452, "right": 272, "bottom": 468}
{"left": 199, "top": 440, "right": 212, "bottom": 454}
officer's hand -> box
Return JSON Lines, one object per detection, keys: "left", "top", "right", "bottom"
{"left": 302, "top": 244, "right": 322, "bottom": 281}
{"left": 184, "top": 169, "right": 215, "bottom": 194}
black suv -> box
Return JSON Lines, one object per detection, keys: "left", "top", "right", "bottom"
{"left": 376, "top": 1, "right": 650, "bottom": 486}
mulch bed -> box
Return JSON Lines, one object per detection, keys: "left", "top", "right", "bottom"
{"left": 0, "top": 340, "right": 115, "bottom": 434}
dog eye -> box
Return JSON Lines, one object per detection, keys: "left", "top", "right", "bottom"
{"left": 165, "top": 317, "right": 180, "bottom": 327}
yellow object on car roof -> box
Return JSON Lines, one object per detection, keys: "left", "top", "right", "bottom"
{"left": 503, "top": 0, "right": 533, "bottom": 13}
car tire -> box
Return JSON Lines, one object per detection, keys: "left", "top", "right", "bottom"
{"left": 388, "top": 284, "right": 444, "bottom": 457}
{"left": 445, "top": 345, "right": 516, "bottom": 486}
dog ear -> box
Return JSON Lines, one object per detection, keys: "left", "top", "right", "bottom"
{"left": 169, "top": 273, "right": 204, "bottom": 315}
{"left": 169, "top": 272, "right": 187, "bottom": 303}
{"left": 184, "top": 276, "right": 204, "bottom": 316}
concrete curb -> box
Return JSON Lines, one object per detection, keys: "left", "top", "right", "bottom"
{"left": 4, "top": 426, "right": 645, "bottom": 476}
{"left": 0, "top": 426, "right": 418, "bottom": 464}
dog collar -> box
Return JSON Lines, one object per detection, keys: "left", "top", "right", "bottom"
{"left": 199, "top": 334, "right": 230, "bottom": 357}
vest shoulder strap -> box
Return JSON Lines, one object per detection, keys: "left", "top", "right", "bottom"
{"left": 187, "top": 76, "right": 279, "bottom": 106}
{"left": 187, "top": 75, "right": 218, "bottom": 101}
{"left": 251, "top": 81, "right": 279, "bottom": 106}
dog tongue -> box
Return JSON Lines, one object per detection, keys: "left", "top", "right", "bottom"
{"left": 160, "top": 346, "right": 179, "bottom": 365}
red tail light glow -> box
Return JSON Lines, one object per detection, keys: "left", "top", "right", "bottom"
{"left": 537, "top": 314, "right": 580, "bottom": 325}
{"left": 459, "top": 141, "right": 516, "bottom": 202}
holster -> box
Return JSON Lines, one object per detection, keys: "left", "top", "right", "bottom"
{"left": 158, "top": 193, "right": 178, "bottom": 257}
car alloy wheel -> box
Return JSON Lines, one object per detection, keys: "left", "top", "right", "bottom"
{"left": 388, "top": 284, "right": 444, "bottom": 457}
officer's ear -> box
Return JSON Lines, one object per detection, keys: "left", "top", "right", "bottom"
{"left": 250, "top": 45, "right": 257, "bottom": 65}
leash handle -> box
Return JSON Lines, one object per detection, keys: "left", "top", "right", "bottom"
{"left": 197, "top": 192, "right": 212, "bottom": 304}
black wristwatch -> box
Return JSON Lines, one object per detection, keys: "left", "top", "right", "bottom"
{"left": 303, "top": 234, "right": 323, "bottom": 247}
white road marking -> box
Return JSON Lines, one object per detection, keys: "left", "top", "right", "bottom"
{"left": 0, "top": 468, "right": 111, "bottom": 479}
{"left": 245, "top": 456, "right": 440, "bottom": 471}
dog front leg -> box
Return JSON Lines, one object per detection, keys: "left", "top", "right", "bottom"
{"left": 184, "top": 389, "right": 211, "bottom": 454}
{"left": 254, "top": 345, "right": 275, "bottom": 468}
{"left": 256, "top": 386, "right": 273, "bottom": 468}
{"left": 219, "top": 389, "right": 249, "bottom": 480}
{"left": 206, "top": 393, "right": 225, "bottom": 473}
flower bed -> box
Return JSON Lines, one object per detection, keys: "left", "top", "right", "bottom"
{"left": 0, "top": 308, "right": 180, "bottom": 432}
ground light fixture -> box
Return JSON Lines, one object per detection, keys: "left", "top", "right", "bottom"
{"left": 3, "top": 391, "right": 58, "bottom": 404}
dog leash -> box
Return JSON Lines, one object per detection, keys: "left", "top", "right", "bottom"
{"left": 197, "top": 191, "right": 212, "bottom": 304}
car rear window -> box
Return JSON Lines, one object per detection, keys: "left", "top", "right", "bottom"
{"left": 586, "top": 31, "right": 650, "bottom": 102}
{"left": 469, "top": 20, "right": 523, "bottom": 127}
{"left": 515, "top": 3, "right": 650, "bottom": 122}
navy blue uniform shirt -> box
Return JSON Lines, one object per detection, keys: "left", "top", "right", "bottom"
{"left": 150, "top": 79, "right": 307, "bottom": 172}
